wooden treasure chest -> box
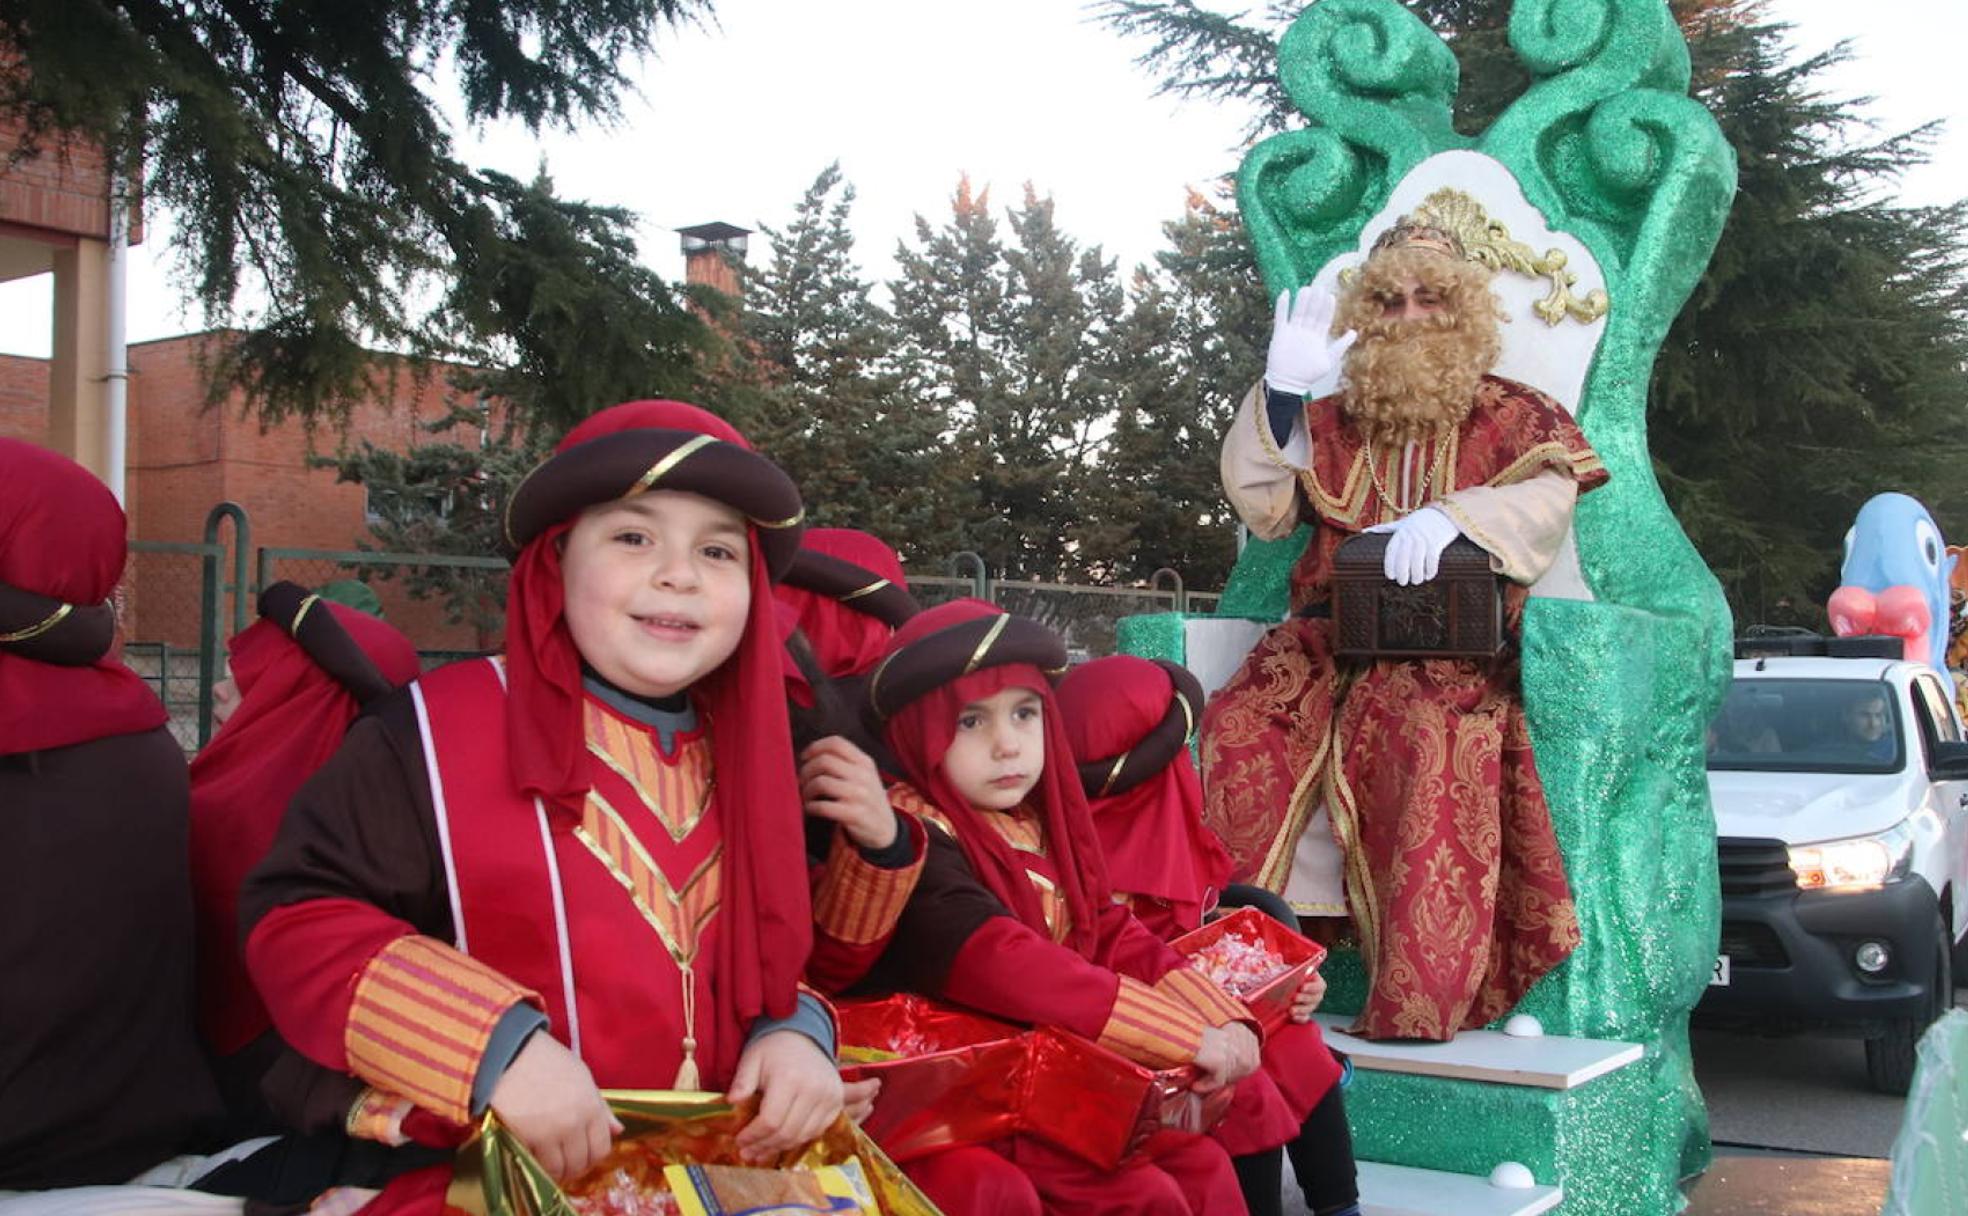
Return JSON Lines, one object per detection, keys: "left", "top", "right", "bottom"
{"left": 1332, "top": 533, "right": 1504, "bottom": 659}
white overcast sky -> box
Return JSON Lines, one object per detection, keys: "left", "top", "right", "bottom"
{"left": 0, "top": 0, "right": 1961, "bottom": 356}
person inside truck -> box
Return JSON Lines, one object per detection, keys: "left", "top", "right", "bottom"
{"left": 1708, "top": 695, "right": 1781, "bottom": 757}
{"left": 1837, "top": 690, "right": 1896, "bottom": 763}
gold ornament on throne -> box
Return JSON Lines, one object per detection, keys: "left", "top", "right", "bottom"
{"left": 1343, "top": 188, "right": 1610, "bottom": 327}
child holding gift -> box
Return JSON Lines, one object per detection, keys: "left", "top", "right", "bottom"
{"left": 846, "top": 598, "right": 1279, "bottom": 1216}
{"left": 1059, "top": 656, "right": 1359, "bottom": 1216}
{"left": 241, "top": 402, "right": 870, "bottom": 1211}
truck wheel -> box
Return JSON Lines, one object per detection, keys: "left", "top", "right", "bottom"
{"left": 1865, "top": 914, "right": 1953, "bottom": 1095}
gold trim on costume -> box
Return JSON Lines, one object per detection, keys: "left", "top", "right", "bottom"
{"left": 1487, "top": 440, "right": 1603, "bottom": 489}
{"left": 289, "top": 593, "right": 322, "bottom": 636}
{"left": 0, "top": 602, "right": 72, "bottom": 644}
{"left": 866, "top": 651, "right": 899, "bottom": 719}
{"left": 1255, "top": 731, "right": 1333, "bottom": 894}
{"left": 961, "top": 615, "right": 1010, "bottom": 677}
{"left": 1324, "top": 760, "right": 1382, "bottom": 966}
{"left": 751, "top": 508, "right": 806, "bottom": 530}
{"left": 630, "top": 434, "right": 718, "bottom": 497}
{"left": 839, "top": 578, "right": 891, "bottom": 602}
{"left": 1097, "top": 752, "right": 1130, "bottom": 798}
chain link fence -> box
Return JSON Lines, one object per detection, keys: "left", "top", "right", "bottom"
{"left": 121, "top": 513, "right": 1225, "bottom": 754}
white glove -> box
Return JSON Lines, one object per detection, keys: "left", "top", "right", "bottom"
{"left": 1267, "top": 286, "right": 1358, "bottom": 396}
{"left": 1364, "top": 507, "right": 1461, "bottom": 586}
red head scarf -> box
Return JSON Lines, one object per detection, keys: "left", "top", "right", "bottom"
{"left": 501, "top": 400, "right": 810, "bottom": 1026}
{"left": 876, "top": 600, "right": 1108, "bottom": 957}
{"left": 0, "top": 439, "right": 164, "bottom": 755}
{"left": 1058, "top": 656, "right": 1231, "bottom": 936}
{"left": 188, "top": 589, "right": 421, "bottom": 1053}
{"left": 775, "top": 528, "right": 916, "bottom": 684}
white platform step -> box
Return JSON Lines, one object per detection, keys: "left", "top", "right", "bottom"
{"left": 1357, "top": 1161, "right": 1563, "bottom": 1216}
{"left": 1313, "top": 1014, "right": 1642, "bottom": 1089}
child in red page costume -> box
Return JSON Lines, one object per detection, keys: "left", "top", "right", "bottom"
{"left": 1060, "top": 656, "right": 1358, "bottom": 1216}
{"left": 846, "top": 599, "right": 1261, "bottom": 1216}
{"left": 240, "top": 403, "right": 849, "bottom": 1212}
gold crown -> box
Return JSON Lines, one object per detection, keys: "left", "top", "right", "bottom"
{"left": 1369, "top": 217, "right": 1466, "bottom": 261}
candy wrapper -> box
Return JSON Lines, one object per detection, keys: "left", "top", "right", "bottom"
{"left": 839, "top": 995, "right": 1230, "bottom": 1171}
{"left": 1172, "top": 908, "right": 1326, "bottom": 1036}
{"left": 446, "top": 1090, "right": 940, "bottom": 1216}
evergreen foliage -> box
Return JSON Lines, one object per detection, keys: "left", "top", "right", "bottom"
{"left": 1093, "top": 0, "right": 1968, "bottom": 622}
{"left": 889, "top": 179, "right": 1127, "bottom": 581}
{"left": 0, "top": 0, "right": 716, "bottom": 428}
{"left": 738, "top": 165, "right": 961, "bottom": 564}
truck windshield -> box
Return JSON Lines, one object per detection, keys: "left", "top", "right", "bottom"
{"left": 1706, "top": 679, "right": 1904, "bottom": 773}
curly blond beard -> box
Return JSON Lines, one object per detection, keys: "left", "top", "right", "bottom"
{"left": 1335, "top": 247, "right": 1505, "bottom": 446}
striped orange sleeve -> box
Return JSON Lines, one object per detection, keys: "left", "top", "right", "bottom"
{"left": 1155, "top": 965, "right": 1261, "bottom": 1032}
{"left": 343, "top": 936, "right": 540, "bottom": 1125}
{"left": 812, "top": 816, "right": 926, "bottom": 946}
{"left": 1096, "top": 975, "right": 1209, "bottom": 1070}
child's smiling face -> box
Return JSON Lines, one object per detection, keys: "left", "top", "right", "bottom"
{"left": 943, "top": 685, "right": 1045, "bottom": 812}
{"left": 559, "top": 490, "right": 751, "bottom": 698}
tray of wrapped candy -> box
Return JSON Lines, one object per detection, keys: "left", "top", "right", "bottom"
{"left": 838, "top": 995, "right": 1230, "bottom": 1171}
{"left": 446, "top": 1089, "right": 940, "bottom": 1216}
{"left": 1172, "top": 907, "right": 1326, "bottom": 1035}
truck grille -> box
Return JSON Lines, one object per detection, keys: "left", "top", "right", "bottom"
{"left": 1718, "top": 921, "right": 1790, "bottom": 968}
{"left": 1717, "top": 837, "right": 1796, "bottom": 896}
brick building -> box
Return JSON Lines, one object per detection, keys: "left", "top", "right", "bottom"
{"left": 1, "top": 335, "right": 492, "bottom": 652}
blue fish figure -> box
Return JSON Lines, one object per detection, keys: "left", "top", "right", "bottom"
{"left": 1828, "top": 492, "right": 1957, "bottom": 687}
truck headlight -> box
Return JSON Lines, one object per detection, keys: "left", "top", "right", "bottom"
{"left": 1788, "top": 823, "right": 1915, "bottom": 892}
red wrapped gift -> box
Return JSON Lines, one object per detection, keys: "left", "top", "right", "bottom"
{"left": 837, "top": 994, "right": 1025, "bottom": 1163}
{"left": 1172, "top": 908, "right": 1327, "bottom": 1035}
{"left": 1025, "top": 1027, "right": 1233, "bottom": 1168}
{"left": 839, "top": 996, "right": 1233, "bottom": 1171}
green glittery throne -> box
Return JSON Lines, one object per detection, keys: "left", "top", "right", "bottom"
{"left": 1121, "top": 1, "right": 1737, "bottom": 1211}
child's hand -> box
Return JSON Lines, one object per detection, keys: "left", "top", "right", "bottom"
{"left": 728, "top": 1030, "right": 844, "bottom": 1163}
{"left": 1190, "top": 1023, "right": 1261, "bottom": 1093}
{"left": 489, "top": 1033, "right": 621, "bottom": 1180}
{"left": 799, "top": 737, "right": 897, "bottom": 851}
{"left": 841, "top": 1076, "right": 882, "bottom": 1124}
{"left": 1290, "top": 971, "right": 1327, "bottom": 1022}
{"left": 307, "top": 1188, "right": 379, "bottom": 1216}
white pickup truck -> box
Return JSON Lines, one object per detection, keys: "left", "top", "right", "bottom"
{"left": 1697, "top": 638, "right": 1968, "bottom": 1093}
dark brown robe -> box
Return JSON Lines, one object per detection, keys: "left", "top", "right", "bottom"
{"left": 0, "top": 725, "right": 223, "bottom": 1187}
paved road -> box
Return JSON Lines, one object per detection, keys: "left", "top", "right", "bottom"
{"left": 1692, "top": 982, "right": 1965, "bottom": 1158}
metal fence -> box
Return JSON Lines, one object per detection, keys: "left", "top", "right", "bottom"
{"left": 123, "top": 507, "right": 1224, "bottom": 753}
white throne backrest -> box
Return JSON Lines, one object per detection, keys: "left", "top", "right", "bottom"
{"left": 1298, "top": 150, "right": 1610, "bottom": 604}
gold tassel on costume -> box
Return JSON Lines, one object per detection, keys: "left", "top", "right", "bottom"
{"left": 674, "top": 1037, "right": 700, "bottom": 1090}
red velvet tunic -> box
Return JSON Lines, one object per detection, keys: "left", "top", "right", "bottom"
{"left": 242, "top": 661, "right": 761, "bottom": 1212}
{"left": 1202, "top": 375, "right": 1607, "bottom": 1041}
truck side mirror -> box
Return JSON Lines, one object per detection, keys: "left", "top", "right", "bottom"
{"left": 1929, "top": 741, "right": 1968, "bottom": 781}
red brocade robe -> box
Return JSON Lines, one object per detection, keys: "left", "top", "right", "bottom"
{"left": 1204, "top": 375, "right": 1608, "bottom": 1041}
{"left": 242, "top": 659, "right": 879, "bottom": 1212}
{"left": 842, "top": 786, "right": 1263, "bottom": 1216}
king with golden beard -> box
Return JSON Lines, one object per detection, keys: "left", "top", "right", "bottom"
{"left": 1204, "top": 214, "right": 1613, "bottom": 1042}
{"left": 1335, "top": 234, "right": 1505, "bottom": 447}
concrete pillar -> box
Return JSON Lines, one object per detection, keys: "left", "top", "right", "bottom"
{"left": 46, "top": 236, "right": 111, "bottom": 480}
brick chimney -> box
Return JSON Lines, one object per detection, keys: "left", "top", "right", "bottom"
{"left": 678, "top": 221, "right": 750, "bottom": 298}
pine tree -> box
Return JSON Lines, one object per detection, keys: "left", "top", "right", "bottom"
{"left": 0, "top": 0, "right": 718, "bottom": 428}
{"left": 739, "top": 165, "right": 959, "bottom": 563}
{"left": 889, "top": 180, "right": 1128, "bottom": 582}
{"left": 1087, "top": 188, "right": 1270, "bottom": 591}
{"left": 1095, "top": 0, "right": 1968, "bottom": 620}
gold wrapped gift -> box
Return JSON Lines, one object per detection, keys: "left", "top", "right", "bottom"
{"left": 447, "top": 1089, "right": 941, "bottom": 1216}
